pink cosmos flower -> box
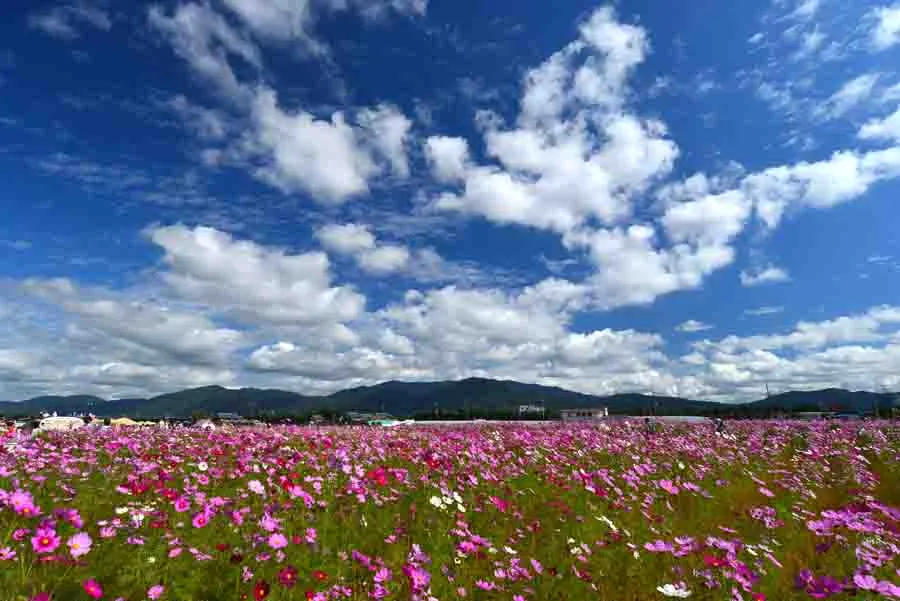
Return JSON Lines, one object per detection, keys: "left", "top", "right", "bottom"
{"left": 0, "top": 547, "right": 17, "bottom": 560}
{"left": 83, "top": 579, "right": 103, "bottom": 599}
{"left": 67, "top": 532, "right": 93, "bottom": 558}
{"left": 191, "top": 512, "right": 209, "bottom": 529}
{"left": 854, "top": 574, "right": 877, "bottom": 590}
{"left": 99, "top": 527, "right": 117, "bottom": 539}
{"left": 304, "top": 527, "right": 317, "bottom": 544}
{"left": 31, "top": 594, "right": 50, "bottom": 601}
{"left": 659, "top": 480, "right": 680, "bottom": 495}
{"left": 758, "top": 486, "right": 775, "bottom": 498}
{"left": 10, "top": 490, "right": 37, "bottom": 515}
{"left": 267, "top": 533, "right": 288, "bottom": 550}
{"left": 31, "top": 529, "right": 61, "bottom": 554}
{"left": 248, "top": 480, "right": 265, "bottom": 495}
{"left": 147, "top": 585, "right": 164, "bottom": 599}
{"left": 173, "top": 498, "right": 190, "bottom": 512}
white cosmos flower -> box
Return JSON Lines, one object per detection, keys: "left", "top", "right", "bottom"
{"left": 197, "top": 462, "right": 209, "bottom": 472}
{"left": 657, "top": 583, "right": 692, "bottom": 597}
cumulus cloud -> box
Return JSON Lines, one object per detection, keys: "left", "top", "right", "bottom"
{"left": 869, "top": 4, "right": 900, "bottom": 50}
{"left": 315, "top": 223, "right": 409, "bottom": 275}
{"left": 688, "top": 306, "right": 900, "bottom": 396}
{"left": 316, "top": 223, "right": 377, "bottom": 255}
{"left": 150, "top": 4, "right": 415, "bottom": 204}
{"left": 740, "top": 265, "right": 791, "bottom": 287}
{"left": 23, "top": 278, "right": 243, "bottom": 367}
{"left": 742, "top": 147, "right": 900, "bottom": 228}
{"left": 859, "top": 105, "right": 900, "bottom": 142}
{"left": 148, "top": 224, "right": 365, "bottom": 326}
{"left": 247, "top": 89, "right": 413, "bottom": 203}
{"left": 431, "top": 6, "right": 678, "bottom": 234}
{"left": 424, "top": 136, "right": 470, "bottom": 182}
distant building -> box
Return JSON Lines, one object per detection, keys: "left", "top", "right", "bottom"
{"left": 346, "top": 411, "right": 395, "bottom": 425}
{"left": 215, "top": 412, "right": 243, "bottom": 421}
{"left": 560, "top": 408, "right": 608, "bottom": 422}
{"left": 518, "top": 403, "right": 545, "bottom": 418}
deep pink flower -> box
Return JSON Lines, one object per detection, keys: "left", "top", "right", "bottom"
{"left": 83, "top": 579, "right": 103, "bottom": 599}
{"left": 191, "top": 512, "right": 209, "bottom": 528}
{"left": 31, "top": 529, "right": 61, "bottom": 554}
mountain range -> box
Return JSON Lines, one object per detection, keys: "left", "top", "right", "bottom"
{"left": 1, "top": 378, "right": 898, "bottom": 418}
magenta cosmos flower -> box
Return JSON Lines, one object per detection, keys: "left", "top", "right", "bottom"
{"left": 31, "top": 528, "right": 61, "bottom": 554}
{"left": 83, "top": 579, "right": 103, "bottom": 599}
{"left": 267, "top": 533, "right": 288, "bottom": 550}
{"left": 147, "top": 584, "right": 164, "bottom": 599}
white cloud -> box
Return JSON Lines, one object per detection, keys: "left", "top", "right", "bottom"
{"left": 568, "top": 225, "right": 734, "bottom": 309}
{"left": 859, "top": 105, "right": 900, "bottom": 142}
{"left": 740, "top": 265, "right": 791, "bottom": 286}
{"left": 869, "top": 4, "right": 900, "bottom": 50}
{"left": 744, "top": 306, "right": 785, "bottom": 316}
{"left": 357, "top": 245, "right": 411, "bottom": 275}
{"left": 29, "top": 2, "right": 111, "bottom": 40}
{"left": 677, "top": 320, "right": 713, "bottom": 333}
{"left": 743, "top": 147, "right": 900, "bottom": 228}
{"left": 164, "top": 95, "right": 230, "bottom": 140}
{"left": 221, "top": 0, "right": 427, "bottom": 55}
{"left": 424, "top": 136, "right": 470, "bottom": 182}
{"left": 316, "top": 223, "right": 377, "bottom": 255}
{"left": 662, "top": 190, "right": 751, "bottom": 247}
{"left": 790, "top": 0, "right": 820, "bottom": 20}
{"left": 22, "top": 278, "right": 243, "bottom": 367}
{"left": 148, "top": 224, "right": 365, "bottom": 327}
{"left": 148, "top": 2, "right": 261, "bottom": 101}
{"left": 688, "top": 306, "right": 900, "bottom": 396}
{"left": 818, "top": 74, "right": 880, "bottom": 119}
{"left": 357, "top": 105, "right": 413, "bottom": 178}
{"left": 431, "top": 6, "right": 678, "bottom": 234}
{"left": 246, "top": 89, "right": 413, "bottom": 203}
{"left": 315, "top": 223, "right": 409, "bottom": 275}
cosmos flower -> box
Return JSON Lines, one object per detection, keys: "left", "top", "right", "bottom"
{"left": 253, "top": 580, "right": 270, "bottom": 600}
{"left": 267, "top": 533, "right": 288, "bottom": 549}
{"left": 83, "top": 579, "right": 103, "bottom": 599}
{"left": 147, "top": 585, "right": 164, "bottom": 600}
{"left": 31, "top": 529, "right": 61, "bottom": 554}
{"left": 67, "top": 532, "right": 93, "bottom": 558}
{"left": 657, "top": 583, "right": 692, "bottom": 597}
{"left": 278, "top": 565, "right": 298, "bottom": 588}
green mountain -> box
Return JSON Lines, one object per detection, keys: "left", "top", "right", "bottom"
{"left": 0, "top": 379, "right": 896, "bottom": 418}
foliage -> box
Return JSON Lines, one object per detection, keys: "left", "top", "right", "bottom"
{"left": 1, "top": 421, "right": 899, "bottom": 600}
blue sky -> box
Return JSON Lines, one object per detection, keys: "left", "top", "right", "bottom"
{"left": 2, "top": 0, "right": 900, "bottom": 401}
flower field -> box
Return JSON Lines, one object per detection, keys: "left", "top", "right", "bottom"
{"left": 2, "top": 421, "right": 900, "bottom": 600}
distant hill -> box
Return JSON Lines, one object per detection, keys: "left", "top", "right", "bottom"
{"left": 747, "top": 388, "right": 898, "bottom": 413}
{"left": 0, "top": 379, "right": 896, "bottom": 418}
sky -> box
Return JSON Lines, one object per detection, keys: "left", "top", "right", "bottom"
{"left": 2, "top": 0, "right": 900, "bottom": 402}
